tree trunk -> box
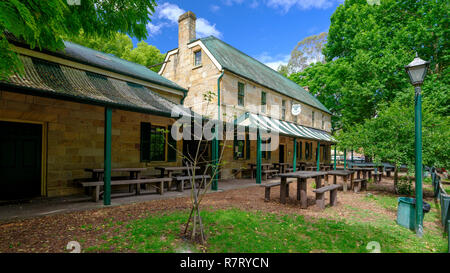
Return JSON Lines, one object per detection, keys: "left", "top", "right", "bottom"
{"left": 394, "top": 165, "right": 399, "bottom": 194}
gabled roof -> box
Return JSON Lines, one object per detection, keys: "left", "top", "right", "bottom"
{"left": 194, "top": 36, "right": 331, "bottom": 114}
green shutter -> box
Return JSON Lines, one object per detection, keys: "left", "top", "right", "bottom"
{"left": 233, "top": 130, "right": 238, "bottom": 160}
{"left": 245, "top": 130, "right": 250, "bottom": 160}
{"left": 140, "top": 122, "right": 151, "bottom": 162}
{"left": 167, "top": 125, "right": 177, "bottom": 162}
{"left": 298, "top": 141, "right": 302, "bottom": 160}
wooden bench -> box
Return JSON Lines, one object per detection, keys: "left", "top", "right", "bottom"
{"left": 174, "top": 175, "right": 211, "bottom": 191}
{"left": 260, "top": 181, "right": 293, "bottom": 202}
{"left": 262, "top": 169, "right": 279, "bottom": 180}
{"left": 80, "top": 177, "right": 173, "bottom": 202}
{"left": 351, "top": 178, "right": 368, "bottom": 193}
{"left": 313, "top": 184, "right": 342, "bottom": 210}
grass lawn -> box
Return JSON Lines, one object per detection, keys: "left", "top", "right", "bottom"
{"left": 83, "top": 193, "right": 448, "bottom": 253}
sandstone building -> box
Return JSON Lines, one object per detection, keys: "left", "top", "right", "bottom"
{"left": 160, "top": 11, "right": 335, "bottom": 179}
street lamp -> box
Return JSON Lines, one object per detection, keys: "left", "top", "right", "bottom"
{"left": 405, "top": 53, "right": 429, "bottom": 237}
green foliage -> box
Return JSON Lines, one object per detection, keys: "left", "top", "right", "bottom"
{"left": 123, "top": 41, "right": 166, "bottom": 72}
{"left": 336, "top": 98, "right": 449, "bottom": 168}
{"left": 290, "top": 0, "right": 449, "bottom": 132}
{"left": 67, "top": 33, "right": 166, "bottom": 72}
{"left": 396, "top": 176, "right": 413, "bottom": 195}
{"left": 0, "top": 0, "right": 157, "bottom": 79}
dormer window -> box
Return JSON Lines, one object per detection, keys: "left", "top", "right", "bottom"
{"left": 194, "top": 50, "right": 202, "bottom": 66}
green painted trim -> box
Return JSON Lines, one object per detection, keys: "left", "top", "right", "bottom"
{"left": 104, "top": 107, "right": 112, "bottom": 206}
{"left": 212, "top": 71, "right": 224, "bottom": 191}
{"left": 293, "top": 139, "right": 297, "bottom": 172}
{"left": 316, "top": 142, "right": 320, "bottom": 171}
{"left": 344, "top": 149, "right": 347, "bottom": 170}
{"left": 256, "top": 130, "right": 262, "bottom": 184}
{"left": 334, "top": 145, "right": 337, "bottom": 170}
{"left": 414, "top": 86, "right": 423, "bottom": 237}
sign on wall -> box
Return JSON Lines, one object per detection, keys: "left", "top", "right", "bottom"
{"left": 291, "top": 104, "right": 302, "bottom": 116}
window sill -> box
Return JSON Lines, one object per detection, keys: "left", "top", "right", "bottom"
{"left": 192, "top": 65, "right": 202, "bottom": 70}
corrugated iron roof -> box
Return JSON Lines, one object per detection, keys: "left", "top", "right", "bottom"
{"left": 197, "top": 36, "right": 331, "bottom": 114}
{"left": 1, "top": 55, "right": 190, "bottom": 117}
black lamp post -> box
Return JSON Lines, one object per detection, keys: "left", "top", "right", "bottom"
{"left": 404, "top": 53, "right": 429, "bottom": 237}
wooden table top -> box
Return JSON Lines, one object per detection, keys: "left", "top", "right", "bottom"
{"left": 349, "top": 167, "right": 374, "bottom": 171}
{"left": 327, "top": 170, "right": 355, "bottom": 175}
{"left": 277, "top": 171, "right": 328, "bottom": 178}
{"left": 154, "top": 166, "right": 200, "bottom": 171}
{"left": 248, "top": 163, "right": 272, "bottom": 167}
{"left": 273, "top": 162, "right": 290, "bottom": 166}
{"left": 85, "top": 168, "right": 147, "bottom": 173}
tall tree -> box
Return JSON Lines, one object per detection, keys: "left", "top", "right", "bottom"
{"left": 278, "top": 32, "right": 327, "bottom": 75}
{"left": 0, "top": 0, "right": 157, "bottom": 79}
{"left": 290, "top": 0, "right": 449, "bottom": 132}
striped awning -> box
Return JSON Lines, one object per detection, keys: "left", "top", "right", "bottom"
{"left": 236, "top": 112, "right": 335, "bottom": 143}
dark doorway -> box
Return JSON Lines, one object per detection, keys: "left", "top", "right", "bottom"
{"left": 279, "top": 145, "right": 285, "bottom": 163}
{"left": 0, "top": 121, "right": 42, "bottom": 200}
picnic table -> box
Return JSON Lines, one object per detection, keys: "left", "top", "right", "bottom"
{"left": 273, "top": 162, "right": 290, "bottom": 174}
{"left": 85, "top": 167, "right": 147, "bottom": 181}
{"left": 82, "top": 167, "right": 174, "bottom": 201}
{"left": 349, "top": 167, "right": 373, "bottom": 180}
{"left": 155, "top": 166, "right": 201, "bottom": 190}
{"left": 248, "top": 163, "right": 275, "bottom": 179}
{"left": 277, "top": 171, "right": 328, "bottom": 208}
{"left": 326, "top": 170, "right": 355, "bottom": 192}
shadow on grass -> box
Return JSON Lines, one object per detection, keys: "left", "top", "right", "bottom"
{"left": 84, "top": 208, "right": 448, "bottom": 253}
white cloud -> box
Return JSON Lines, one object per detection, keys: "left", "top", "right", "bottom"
{"left": 197, "top": 18, "right": 222, "bottom": 38}
{"left": 266, "top": 0, "right": 338, "bottom": 12}
{"left": 147, "top": 3, "right": 222, "bottom": 38}
{"left": 210, "top": 4, "right": 221, "bottom": 12}
{"left": 157, "top": 3, "right": 184, "bottom": 22}
{"left": 256, "top": 52, "right": 291, "bottom": 70}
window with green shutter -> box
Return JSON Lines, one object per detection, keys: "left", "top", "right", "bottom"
{"left": 140, "top": 122, "right": 166, "bottom": 162}
{"left": 140, "top": 122, "right": 151, "bottom": 162}
{"left": 234, "top": 130, "right": 245, "bottom": 159}
{"left": 238, "top": 82, "right": 245, "bottom": 106}
{"left": 245, "top": 130, "right": 250, "bottom": 160}
{"left": 261, "top": 91, "right": 266, "bottom": 113}
{"left": 167, "top": 125, "right": 177, "bottom": 162}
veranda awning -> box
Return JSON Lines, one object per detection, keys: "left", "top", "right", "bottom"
{"left": 236, "top": 112, "right": 336, "bottom": 143}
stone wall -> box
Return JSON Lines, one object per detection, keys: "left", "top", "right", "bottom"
{"left": 220, "top": 135, "right": 332, "bottom": 179}
{"left": 0, "top": 91, "right": 182, "bottom": 197}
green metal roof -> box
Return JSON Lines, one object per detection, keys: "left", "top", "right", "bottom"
{"left": 1, "top": 55, "right": 191, "bottom": 117}
{"left": 198, "top": 36, "right": 331, "bottom": 114}
{"left": 60, "top": 41, "right": 186, "bottom": 93}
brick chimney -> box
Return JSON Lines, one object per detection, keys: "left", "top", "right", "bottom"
{"left": 178, "top": 11, "right": 196, "bottom": 49}
{"left": 303, "top": 86, "right": 310, "bottom": 92}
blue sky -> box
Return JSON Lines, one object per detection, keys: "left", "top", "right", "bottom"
{"left": 132, "top": 0, "right": 344, "bottom": 69}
